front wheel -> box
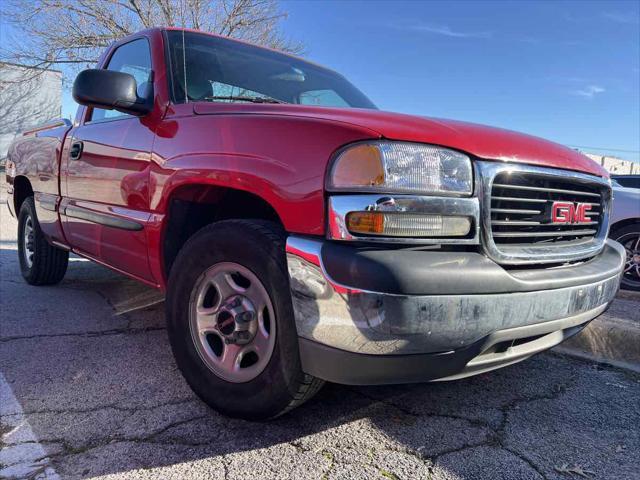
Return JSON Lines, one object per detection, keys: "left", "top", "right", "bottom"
{"left": 165, "top": 219, "right": 323, "bottom": 420}
{"left": 17, "top": 197, "right": 68, "bottom": 285}
{"left": 612, "top": 223, "right": 640, "bottom": 291}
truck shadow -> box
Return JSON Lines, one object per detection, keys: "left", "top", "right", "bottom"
{"left": 0, "top": 247, "right": 623, "bottom": 479}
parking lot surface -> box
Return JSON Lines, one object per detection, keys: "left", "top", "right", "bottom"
{"left": 1, "top": 193, "right": 639, "bottom": 480}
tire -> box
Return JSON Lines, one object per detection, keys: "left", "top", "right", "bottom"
{"left": 17, "top": 197, "right": 69, "bottom": 285}
{"left": 611, "top": 223, "right": 640, "bottom": 291}
{"left": 166, "top": 219, "right": 324, "bottom": 420}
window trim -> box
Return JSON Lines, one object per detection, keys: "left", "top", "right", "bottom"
{"left": 162, "top": 29, "right": 181, "bottom": 104}
{"left": 84, "top": 36, "right": 154, "bottom": 125}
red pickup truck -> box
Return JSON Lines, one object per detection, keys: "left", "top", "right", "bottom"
{"left": 5, "top": 28, "right": 625, "bottom": 420}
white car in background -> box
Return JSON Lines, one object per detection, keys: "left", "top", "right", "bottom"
{"left": 610, "top": 174, "right": 640, "bottom": 291}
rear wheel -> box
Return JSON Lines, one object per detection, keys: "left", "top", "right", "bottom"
{"left": 612, "top": 223, "right": 640, "bottom": 291}
{"left": 17, "top": 197, "right": 68, "bottom": 285}
{"left": 166, "top": 219, "right": 323, "bottom": 420}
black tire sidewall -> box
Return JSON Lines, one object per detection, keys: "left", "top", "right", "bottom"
{"left": 17, "top": 197, "right": 39, "bottom": 282}
{"left": 166, "top": 221, "right": 303, "bottom": 419}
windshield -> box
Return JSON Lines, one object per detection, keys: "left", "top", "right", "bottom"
{"left": 165, "top": 30, "right": 377, "bottom": 109}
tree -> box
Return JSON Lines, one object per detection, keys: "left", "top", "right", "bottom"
{"left": 0, "top": 0, "right": 301, "bottom": 84}
{"left": 0, "top": 64, "right": 62, "bottom": 133}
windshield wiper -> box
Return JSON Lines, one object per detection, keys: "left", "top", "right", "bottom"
{"left": 204, "top": 95, "right": 286, "bottom": 104}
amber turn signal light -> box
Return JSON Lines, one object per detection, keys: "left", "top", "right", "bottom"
{"left": 330, "top": 144, "right": 385, "bottom": 188}
{"left": 346, "top": 211, "right": 471, "bottom": 237}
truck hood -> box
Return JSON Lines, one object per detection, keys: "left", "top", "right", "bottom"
{"left": 193, "top": 103, "right": 607, "bottom": 177}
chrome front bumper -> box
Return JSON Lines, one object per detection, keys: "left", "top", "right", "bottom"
{"left": 286, "top": 236, "right": 624, "bottom": 384}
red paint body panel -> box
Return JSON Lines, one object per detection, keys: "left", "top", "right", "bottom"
{"left": 60, "top": 117, "right": 156, "bottom": 281}
{"left": 7, "top": 122, "right": 71, "bottom": 245}
{"left": 150, "top": 106, "right": 379, "bottom": 233}
{"left": 192, "top": 103, "right": 608, "bottom": 178}
{"left": 5, "top": 27, "right": 607, "bottom": 292}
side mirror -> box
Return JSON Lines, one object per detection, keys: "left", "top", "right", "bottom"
{"left": 72, "top": 69, "right": 152, "bottom": 117}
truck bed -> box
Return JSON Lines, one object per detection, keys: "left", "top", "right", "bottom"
{"left": 7, "top": 118, "right": 72, "bottom": 244}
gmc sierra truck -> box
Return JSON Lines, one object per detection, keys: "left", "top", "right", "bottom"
{"left": 5, "top": 28, "right": 625, "bottom": 420}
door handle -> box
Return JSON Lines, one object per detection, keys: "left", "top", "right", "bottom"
{"left": 69, "top": 141, "right": 83, "bottom": 160}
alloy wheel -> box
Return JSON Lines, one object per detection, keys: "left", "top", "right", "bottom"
{"left": 618, "top": 232, "right": 640, "bottom": 290}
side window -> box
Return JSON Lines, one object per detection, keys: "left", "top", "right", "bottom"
{"left": 620, "top": 177, "right": 640, "bottom": 189}
{"left": 90, "top": 39, "right": 152, "bottom": 122}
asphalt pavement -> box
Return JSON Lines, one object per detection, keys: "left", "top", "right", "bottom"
{"left": 1, "top": 189, "right": 639, "bottom": 480}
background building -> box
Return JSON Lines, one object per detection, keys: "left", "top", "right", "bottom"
{"left": 583, "top": 153, "right": 640, "bottom": 175}
{"left": 0, "top": 63, "right": 62, "bottom": 162}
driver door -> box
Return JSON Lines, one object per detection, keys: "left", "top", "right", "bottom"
{"left": 60, "top": 38, "right": 156, "bottom": 283}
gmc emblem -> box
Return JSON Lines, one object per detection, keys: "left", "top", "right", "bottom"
{"left": 551, "top": 202, "right": 592, "bottom": 224}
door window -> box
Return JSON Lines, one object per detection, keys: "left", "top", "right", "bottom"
{"left": 90, "top": 39, "right": 152, "bottom": 122}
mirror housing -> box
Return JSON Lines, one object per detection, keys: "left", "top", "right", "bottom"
{"left": 72, "top": 69, "right": 152, "bottom": 117}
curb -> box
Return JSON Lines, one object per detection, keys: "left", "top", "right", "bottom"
{"left": 554, "top": 290, "right": 640, "bottom": 373}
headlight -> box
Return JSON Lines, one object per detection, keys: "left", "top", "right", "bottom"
{"left": 327, "top": 141, "right": 473, "bottom": 196}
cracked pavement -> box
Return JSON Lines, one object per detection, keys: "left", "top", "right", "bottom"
{"left": 1, "top": 189, "right": 639, "bottom": 480}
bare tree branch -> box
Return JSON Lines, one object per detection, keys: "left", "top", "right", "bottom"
{"left": 0, "top": 0, "right": 302, "bottom": 85}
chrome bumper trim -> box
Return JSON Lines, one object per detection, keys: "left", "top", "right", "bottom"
{"left": 286, "top": 235, "right": 621, "bottom": 356}
{"left": 327, "top": 194, "right": 480, "bottom": 244}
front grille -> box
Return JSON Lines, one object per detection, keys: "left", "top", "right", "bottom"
{"left": 478, "top": 161, "right": 612, "bottom": 265}
{"left": 490, "top": 173, "right": 603, "bottom": 245}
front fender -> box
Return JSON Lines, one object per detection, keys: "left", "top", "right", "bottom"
{"left": 149, "top": 113, "right": 380, "bottom": 235}
{"left": 150, "top": 152, "right": 321, "bottom": 235}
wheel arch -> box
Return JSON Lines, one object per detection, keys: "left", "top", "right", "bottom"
{"left": 610, "top": 217, "right": 640, "bottom": 236}
{"left": 12, "top": 175, "right": 34, "bottom": 215}
{"left": 160, "top": 183, "right": 284, "bottom": 280}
